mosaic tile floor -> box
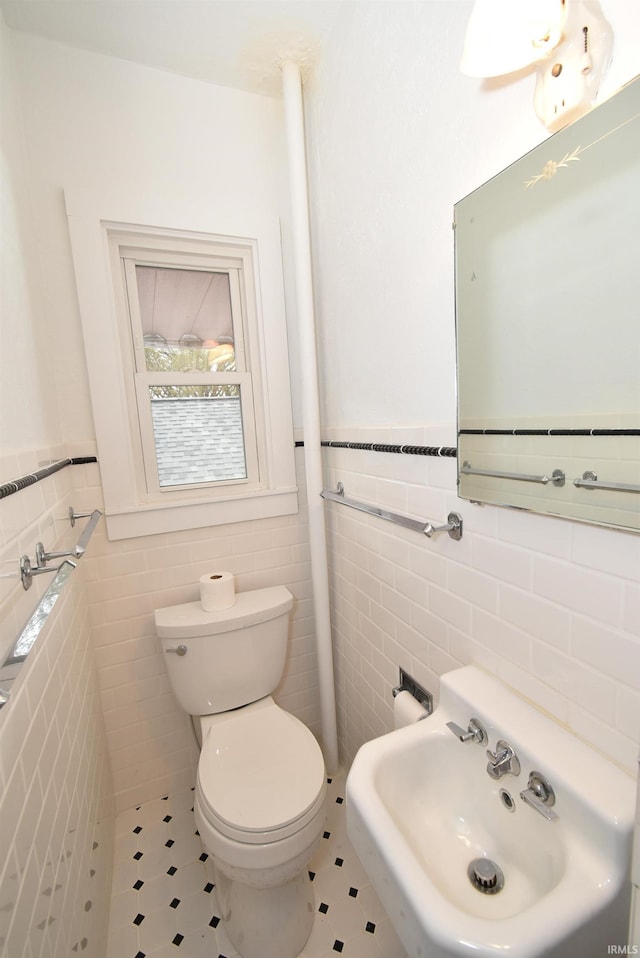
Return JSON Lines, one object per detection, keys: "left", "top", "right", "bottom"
{"left": 107, "top": 771, "right": 408, "bottom": 958}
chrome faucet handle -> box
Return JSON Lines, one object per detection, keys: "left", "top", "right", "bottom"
{"left": 446, "top": 717, "right": 487, "bottom": 745}
{"left": 486, "top": 740, "right": 520, "bottom": 779}
{"left": 520, "top": 771, "right": 557, "bottom": 821}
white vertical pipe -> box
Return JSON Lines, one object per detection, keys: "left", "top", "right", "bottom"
{"left": 281, "top": 59, "right": 339, "bottom": 773}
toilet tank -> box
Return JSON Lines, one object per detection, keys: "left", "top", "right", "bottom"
{"left": 155, "top": 586, "right": 293, "bottom": 716}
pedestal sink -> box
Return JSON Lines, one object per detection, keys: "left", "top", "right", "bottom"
{"left": 346, "top": 666, "right": 635, "bottom": 958}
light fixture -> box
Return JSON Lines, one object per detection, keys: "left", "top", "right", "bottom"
{"left": 461, "top": 0, "right": 613, "bottom": 132}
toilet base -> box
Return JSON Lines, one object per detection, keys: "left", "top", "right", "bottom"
{"left": 214, "top": 861, "right": 315, "bottom": 958}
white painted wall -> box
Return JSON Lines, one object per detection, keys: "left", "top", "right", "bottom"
{"left": 304, "top": 0, "right": 640, "bottom": 775}
{"left": 11, "top": 30, "right": 298, "bottom": 442}
{"left": 0, "top": 14, "right": 61, "bottom": 451}
{"left": 305, "top": 0, "right": 640, "bottom": 430}
{"left": 6, "top": 29, "right": 320, "bottom": 811}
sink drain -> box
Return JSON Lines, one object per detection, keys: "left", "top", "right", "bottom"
{"left": 467, "top": 858, "right": 504, "bottom": 895}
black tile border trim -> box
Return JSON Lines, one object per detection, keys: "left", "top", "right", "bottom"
{"left": 0, "top": 457, "right": 98, "bottom": 501}
{"left": 459, "top": 428, "right": 640, "bottom": 436}
{"left": 295, "top": 440, "right": 457, "bottom": 458}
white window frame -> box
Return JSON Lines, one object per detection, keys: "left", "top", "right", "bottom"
{"left": 119, "top": 245, "right": 261, "bottom": 496}
{"left": 65, "top": 188, "right": 298, "bottom": 540}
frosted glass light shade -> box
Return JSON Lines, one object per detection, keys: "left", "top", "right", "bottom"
{"left": 460, "top": 0, "right": 613, "bottom": 132}
{"left": 460, "top": 0, "right": 565, "bottom": 77}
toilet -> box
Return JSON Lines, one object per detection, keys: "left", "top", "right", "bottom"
{"left": 154, "top": 585, "right": 327, "bottom": 958}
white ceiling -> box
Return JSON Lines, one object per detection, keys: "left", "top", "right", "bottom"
{"left": 0, "top": 0, "right": 345, "bottom": 96}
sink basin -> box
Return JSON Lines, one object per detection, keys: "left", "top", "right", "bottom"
{"left": 346, "top": 666, "right": 635, "bottom": 958}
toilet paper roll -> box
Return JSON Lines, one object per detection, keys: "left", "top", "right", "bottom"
{"left": 393, "top": 690, "right": 429, "bottom": 729}
{"left": 199, "top": 571, "right": 236, "bottom": 611}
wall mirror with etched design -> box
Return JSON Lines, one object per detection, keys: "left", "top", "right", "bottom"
{"left": 454, "top": 74, "right": 640, "bottom": 533}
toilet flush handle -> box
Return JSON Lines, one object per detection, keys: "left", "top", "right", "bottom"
{"left": 165, "top": 644, "right": 188, "bottom": 656}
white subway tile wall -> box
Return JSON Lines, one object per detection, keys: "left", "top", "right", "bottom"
{"left": 0, "top": 447, "right": 83, "bottom": 661}
{"left": 81, "top": 448, "right": 320, "bottom": 812}
{"left": 2, "top": 430, "right": 638, "bottom": 954}
{"left": 0, "top": 444, "right": 115, "bottom": 957}
{"left": 322, "top": 426, "right": 640, "bottom": 775}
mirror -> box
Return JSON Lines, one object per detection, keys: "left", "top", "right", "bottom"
{"left": 454, "top": 74, "right": 640, "bottom": 533}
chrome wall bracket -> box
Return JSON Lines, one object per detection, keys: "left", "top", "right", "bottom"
{"left": 68, "top": 506, "right": 93, "bottom": 527}
{"left": 19, "top": 555, "right": 74, "bottom": 591}
{"left": 36, "top": 509, "right": 103, "bottom": 569}
{"left": 424, "top": 512, "right": 463, "bottom": 540}
{"left": 19, "top": 508, "right": 102, "bottom": 589}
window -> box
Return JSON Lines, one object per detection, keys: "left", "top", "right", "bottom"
{"left": 66, "top": 198, "right": 297, "bottom": 539}
{"left": 122, "top": 254, "right": 258, "bottom": 494}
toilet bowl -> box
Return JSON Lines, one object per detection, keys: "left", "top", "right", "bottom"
{"left": 155, "top": 586, "right": 327, "bottom": 958}
{"left": 194, "top": 697, "right": 326, "bottom": 958}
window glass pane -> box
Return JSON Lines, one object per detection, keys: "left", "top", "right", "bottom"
{"left": 136, "top": 266, "right": 236, "bottom": 373}
{"left": 149, "top": 386, "right": 247, "bottom": 487}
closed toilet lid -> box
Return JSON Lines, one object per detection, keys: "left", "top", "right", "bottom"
{"left": 197, "top": 700, "right": 326, "bottom": 842}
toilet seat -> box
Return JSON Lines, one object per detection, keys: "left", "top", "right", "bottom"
{"left": 197, "top": 697, "right": 326, "bottom": 845}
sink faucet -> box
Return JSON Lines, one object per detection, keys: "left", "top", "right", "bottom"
{"left": 446, "top": 717, "right": 487, "bottom": 745}
{"left": 520, "top": 771, "right": 558, "bottom": 821}
{"left": 486, "top": 740, "right": 520, "bottom": 779}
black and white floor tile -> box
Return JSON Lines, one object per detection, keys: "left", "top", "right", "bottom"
{"left": 107, "top": 771, "right": 408, "bottom": 958}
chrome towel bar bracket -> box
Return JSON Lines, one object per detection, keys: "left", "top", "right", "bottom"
{"left": 424, "top": 513, "right": 463, "bottom": 540}
{"left": 35, "top": 509, "right": 103, "bottom": 566}
{"left": 68, "top": 505, "right": 93, "bottom": 527}
{"left": 19, "top": 508, "right": 102, "bottom": 589}
{"left": 321, "top": 482, "right": 463, "bottom": 541}
{"left": 20, "top": 555, "right": 75, "bottom": 591}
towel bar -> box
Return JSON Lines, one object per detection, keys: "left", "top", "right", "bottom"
{"left": 573, "top": 471, "right": 640, "bottom": 494}
{"left": 321, "top": 483, "right": 463, "bottom": 540}
{"left": 461, "top": 462, "right": 566, "bottom": 486}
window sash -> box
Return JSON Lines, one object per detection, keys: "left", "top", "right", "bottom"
{"left": 123, "top": 258, "right": 248, "bottom": 373}
{"left": 134, "top": 373, "right": 259, "bottom": 495}
{"left": 123, "top": 256, "right": 259, "bottom": 496}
